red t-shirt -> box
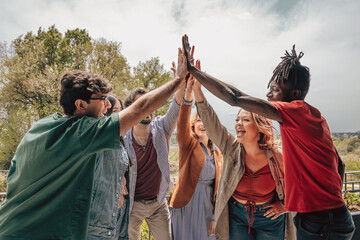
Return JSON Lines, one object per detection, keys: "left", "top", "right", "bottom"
{"left": 272, "top": 100, "right": 344, "bottom": 213}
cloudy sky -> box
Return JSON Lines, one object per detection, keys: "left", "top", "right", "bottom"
{"left": 1, "top": 0, "right": 359, "bottom": 133}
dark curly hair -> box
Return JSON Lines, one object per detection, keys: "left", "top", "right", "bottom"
{"left": 124, "top": 87, "right": 148, "bottom": 108}
{"left": 268, "top": 45, "right": 311, "bottom": 100}
{"left": 59, "top": 70, "right": 112, "bottom": 116}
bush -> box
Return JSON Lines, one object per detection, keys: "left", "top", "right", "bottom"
{"left": 344, "top": 192, "right": 360, "bottom": 211}
{"left": 0, "top": 175, "right": 7, "bottom": 204}
{"left": 0, "top": 175, "right": 6, "bottom": 192}
{"left": 140, "top": 221, "right": 154, "bottom": 240}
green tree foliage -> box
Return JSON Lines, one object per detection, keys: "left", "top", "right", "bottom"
{"left": 133, "top": 57, "right": 173, "bottom": 116}
{"left": 333, "top": 136, "right": 360, "bottom": 171}
{"left": 0, "top": 25, "right": 135, "bottom": 169}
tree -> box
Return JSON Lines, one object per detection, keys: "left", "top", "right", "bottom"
{"left": 133, "top": 57, "right": 173, "bottom": 116}
{"left": 0, "top": 25, "right": 133, "bottom": 169}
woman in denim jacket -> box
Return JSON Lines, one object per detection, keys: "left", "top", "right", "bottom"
{"left": 87, "top": 94, "right": 130, "bottom": 240}
{"left": 191, "top": 70, "right": 295, "bottom": 240}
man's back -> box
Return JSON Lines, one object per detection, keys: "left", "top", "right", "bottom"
{"left": 0, "top": 113, "right": 120, "bottom": 239}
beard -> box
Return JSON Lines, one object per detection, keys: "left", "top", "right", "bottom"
{"left": 140, "top": 119, "right": 151, "bottom": 125}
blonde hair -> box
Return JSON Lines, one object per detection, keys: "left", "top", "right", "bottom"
{"left": 238, "top": 109, "right": 277, "bottom": 150}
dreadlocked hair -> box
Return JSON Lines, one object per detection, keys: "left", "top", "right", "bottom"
{"left": 268, "top": 45, "right": 311, "bottom": 99}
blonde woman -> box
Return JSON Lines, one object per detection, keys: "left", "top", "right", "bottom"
{"left": 192, "top": 61, "right": 295, "bottom": 240}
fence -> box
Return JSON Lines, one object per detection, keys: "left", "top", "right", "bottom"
{"left": 344, "top": 171, "right": 360, "bottom": 193}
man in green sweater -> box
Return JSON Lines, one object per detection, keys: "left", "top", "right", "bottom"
{"left": 0, "top": 48, "right": 187, "bottom": 240}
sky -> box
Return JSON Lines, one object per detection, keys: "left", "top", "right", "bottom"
{"left": 0, "top": 0, "right": 359, "bottom": 133}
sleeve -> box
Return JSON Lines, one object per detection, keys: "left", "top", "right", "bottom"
{"left": 159, "top": 96, "right": 180, "bottom": 136}
{"left": 79, "top": 113, "right": 121, "bottom": 155}
{"left": 270, "top": 101, "right": 301, "bottom": 128}
{"left": 196, "top": 99, "right": 235, "bottom": 155}
{"left": 176, "top": 102, "right": 192, "bottom": 149}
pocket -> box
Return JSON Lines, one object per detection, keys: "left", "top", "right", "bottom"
{"left": 296, "top": 214, "right": 326, "bottom": 239}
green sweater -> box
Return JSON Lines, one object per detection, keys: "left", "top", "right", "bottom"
{"left": 0, "top": 113, "right": 120, "bottom": 240}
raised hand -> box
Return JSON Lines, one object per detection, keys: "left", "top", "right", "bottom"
{"left": 182, "top": 34, "right": 194, "bottom": 68}
{"left": 171, "top": 61, "right": 176, "bottom": 76}
{"left": 176, "top": 48, "right": 188, "bottom": 80}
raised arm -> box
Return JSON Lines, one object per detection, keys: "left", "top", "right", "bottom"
{"left": 118, "top": 48, "right": 187, "bottom": 135}
{"left": 192, "top": 62, "right": 235, "bottom": 155}
{"left": 176, "top": 78, "right": 195, "bottom": 148}
{"left": 182, "top": 35, "right": 281, "bottom": 122}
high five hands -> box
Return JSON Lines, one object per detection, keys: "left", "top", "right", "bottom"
{"left": 182, "top": 34, "right": 194, "bottom": 69}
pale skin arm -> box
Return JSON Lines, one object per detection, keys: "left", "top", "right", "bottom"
{"left": 182, "top": 34, "right": 282, "bottom": 122}
{"left": 118, "top": 48, "right": 187, "bottom": 135}
{"left": 172, "top": 61, "right": 186, "bottom": 105}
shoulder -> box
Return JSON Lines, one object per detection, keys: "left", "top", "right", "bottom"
{"left": 271, "top": 100, "right": 305, "bottom": 110}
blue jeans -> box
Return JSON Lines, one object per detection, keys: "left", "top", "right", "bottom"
{"left": 228, "top": 197, "right": 285, "bottom": 240}
{"left": 294, "top": 205, "right": 355, "bottom": 240}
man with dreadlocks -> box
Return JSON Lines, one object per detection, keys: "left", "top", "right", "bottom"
{"left": 181, "top": 35, "right": 355, "bottom": 240}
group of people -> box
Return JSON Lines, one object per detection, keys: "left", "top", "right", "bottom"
{"left": 0, "top": 35, "right": 356, "bottom": 240}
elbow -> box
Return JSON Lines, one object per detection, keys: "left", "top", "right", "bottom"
{"left": 228, "top": 95, "right": 240, "bottom": 107}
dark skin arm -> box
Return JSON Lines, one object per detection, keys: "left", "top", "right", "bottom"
{"left": 182, "top": 35, "right": 282, "bottom": 122}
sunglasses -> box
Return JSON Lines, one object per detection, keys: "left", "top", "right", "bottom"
{"left": 89, "top": 96, "right": 108, "bottom": 106}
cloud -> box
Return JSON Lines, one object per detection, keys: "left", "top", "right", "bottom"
{"left": 0, "top": 0, "right": 359, "bottom": 132}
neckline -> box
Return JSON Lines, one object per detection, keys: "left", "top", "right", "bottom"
{"left": 246, "top": 164, "right": 269, "bottom": 175}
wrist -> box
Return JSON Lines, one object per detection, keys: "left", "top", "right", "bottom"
{"left": 183, "top": 97, "right": 193, "bottom": 105}
{"left": 188, "top": 65, "right": 197, "bottom": 73}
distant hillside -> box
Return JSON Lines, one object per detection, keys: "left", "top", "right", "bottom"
{"left": 332, "top": 132, "right": 360, "bottom": 140}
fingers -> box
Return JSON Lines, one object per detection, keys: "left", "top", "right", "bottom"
{"left": 195, "top": 59, "right": 201, "bottom": 70}
{"left": 171, "top": 61, "right": 176, "bottom": 74}
{"left": 264, "top": 209, "right": 277, "bottom": 219}
{"left": 263, "top": 205, "right": 284, "bottom": 220}
{"left": 208, "top": 220, "right": 215, "bottom": 236}
{"left": 263, "top": 204, "right": 272, "bottom": 209}
{"left": 182, "top": 34, "right": 192, "bottom": 66}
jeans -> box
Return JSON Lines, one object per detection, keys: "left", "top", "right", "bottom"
{"left": 294, "top": 205, "right": 355, "bottom": 240}
{"left": 228, "top": 197, "right": 285, "bottom": 240}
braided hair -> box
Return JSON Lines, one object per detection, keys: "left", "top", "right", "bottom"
{"left": 268, "top": 45, "right": 311, "bottom": 100}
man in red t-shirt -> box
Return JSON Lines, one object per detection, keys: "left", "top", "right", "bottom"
{"left": 181, "top": 35, "right": 355, "bottom": 240}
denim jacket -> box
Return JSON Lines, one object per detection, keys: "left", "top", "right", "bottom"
{"left": 87, "top": 142, "right": 129, "bottom": 238}
{"left": 123, "top": 97, "right": 180, "bottom": 212}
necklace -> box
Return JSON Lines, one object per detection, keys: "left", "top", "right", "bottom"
{"left": 133, "top": 134, "right": 147, "bottom": 151}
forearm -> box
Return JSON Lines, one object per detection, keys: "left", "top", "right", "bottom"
{"left": 176, "top": 103, "right": 192, "bottom": 147}
{"left": 190, "top": 66, "right": 281, "bottom": 121}
{"left": 189, "top": 66, "right": 247, "bottom": 106}
{"left": 174, "top": 81, "right": 186, "bottom": 105}
{"left": 193, "top": 85, "right": 205, "bottom": 103}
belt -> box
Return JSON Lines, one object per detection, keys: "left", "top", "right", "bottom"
{"left": 136, "top": 196, "right": 157, "bottom": 204}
